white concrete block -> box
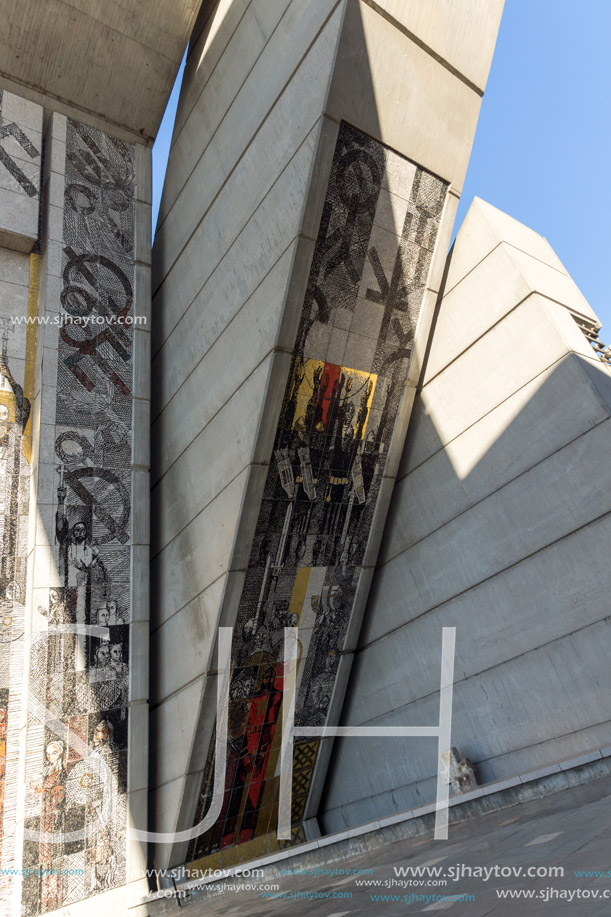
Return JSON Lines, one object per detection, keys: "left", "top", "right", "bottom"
{"left": 134, "top": 142, "right": 152, "bottom": 204}
{"left": 131, "top": 467, "right": 149, "bottom": 546}
{"left": 0, "top": 186, "right": 39, "bottom": 250}
{"left": 132, "top": 327, "right": 150, "bottom": 401}
{"left": 130, "top": 544, "right": 150, "bottom": 623}
{"left": 445, "top": 197, "right": 569, "bottom": 294}
{"left": 372, "top": 0, "right": 504, "bottom": 92}
{"left": 1, "top": 89, "right": 43, "bottom": 133}
{"left": 128, "top": 702, "right": 149, "bottom": 793}
{"left": 129, "top": 621, "right": 149, "bottom": 702}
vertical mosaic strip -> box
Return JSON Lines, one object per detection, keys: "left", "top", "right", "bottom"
{"left": 189, "top": 123, "right": 447, "bottom": 861}
{"left": 0, "top": 251, "right": 39, "bottom": 885}
{"left": 21, "top": 120, "right": 135, "bottom": 915}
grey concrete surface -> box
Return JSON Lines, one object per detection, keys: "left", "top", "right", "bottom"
{"left": 0, "top": 0, "right": 200, "bottom": 140}
{"left": 138, "top": 773, "right": 611, "bottom": 916}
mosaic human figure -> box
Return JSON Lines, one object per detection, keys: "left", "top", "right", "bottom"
{"left": 30, "top": 740, "right": 67, "bottom": 912}
{"left": 56, "top": 497, "right": 107, "bottom": 671}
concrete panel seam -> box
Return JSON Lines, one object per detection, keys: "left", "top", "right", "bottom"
{"left": 153, "top": 0, "right": 343, "bottom": 288}
{"left": 364, "top": 511, "right": 611, "bottom": 649}
{"left": 151, "top": 291, "right": 296, "bottom": 424}
{"left": 159, "top": 0, "right": 297, "bottom": 233}
{"left": 185, "top": 0, "right": 250, "bottom": 67}
{"left": 151, "top": 114, "right": 323, "bottom": 357}
{"left": 405, "top": 346, "right": 593, "bottom": 477}
{"left": 351, "top": 613, "right": 611, "bottom": 728}
{"left": 360, "top": 0, "right": 485, "bottom": 95}
{"left": 443, "top": 238, "right": 569, "bottom": 300}
{"left": 148, "top": 675, "right": 206, "bottom": 718}
{"left": 151, "top": 461, "right": 254, "bottom": 561}
{"left": 149, "top": 570, "right": 227, "bottom": 637}
{"left": 386, "top": 415, "right": 611, "bottom": 561}
{"left": 418, "top": 289, "right": 575, "bottom": 388}
{"left": 151, "top": 340, "right": 277, "bottom": 469}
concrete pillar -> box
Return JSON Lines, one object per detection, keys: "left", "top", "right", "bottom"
{"left": 150, "top": 0, "right": 504, "bottom": 872}
{"left": 0, "top": 92, "right": 151, "bottom": 916}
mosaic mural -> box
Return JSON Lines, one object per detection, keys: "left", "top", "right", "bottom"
{"left": 0, "top": 86, "right": 42, "bottom": 908}
{"left": 21, "top": 120, "right": 135, "bottom": 915}
{"left": 189, "top": 123, "right": 447, "bottom": 862}
{"left": 0, "top": 257, "right": 39, "bottom": 872}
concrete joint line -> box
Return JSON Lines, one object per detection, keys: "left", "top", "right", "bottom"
{"left": 359, "top": 605, "right": 611, "bottom": 710}
{"left": 443, "top": 238, "right": 569, "bottom": 301}
{"left": 361, "top": 0, "right": 484, "bottom": 96}
{"left": 386, "top": 414, "right": 611, "bottom": 565}
{"left": 368, "top": 510, "right": 611, "bottom": 655}
{"left": 419, "top": 289, "right": 567, "bottom": 388}
{"left": 151, "top": 116, "right": 322, "bottom": 356}
{"left": 150, "top": 232, "right": 297, "bottom": 415}
{"left": 154, "top": 0, "right": 343, "bottom": 286}
{"left": 148, "top": 674, "right": 207, "bottom": 717}
{"left": 150, "top": 459, "right": 252, "bottom": 562}
{"left": 150, "top": 350, "right": 278, "bottom": 482}
{"left": 406, "top": 346, "right": 589, "bottom": 477}
{"left": 160, "top": 0, "right": 283, "bottom": 232}
{"left": 472, "top": 720, "right": 611, "bottom": 774}
{"left": 149, "top": 569, "right": 227, "bottom": 637}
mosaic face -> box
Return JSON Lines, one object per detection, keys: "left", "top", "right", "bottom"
{"left": 189, "top": 123, "right": 447, "bottom": 861}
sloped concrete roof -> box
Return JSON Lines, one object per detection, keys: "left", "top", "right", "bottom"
{"left": 0, "top": 0, "right": 202, "bottom": 140}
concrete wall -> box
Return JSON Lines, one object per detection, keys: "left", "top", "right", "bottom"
{"left": 319, "top": 199, "right": 611, "bottom": 831}
{"left": 151, "top": 0, "right": 503, "bottom": 872}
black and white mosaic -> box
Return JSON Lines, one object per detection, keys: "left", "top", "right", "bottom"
{"left": 21, "top": 120, "right": 135, "bottom": 915}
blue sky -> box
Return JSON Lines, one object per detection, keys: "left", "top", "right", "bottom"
{"left": 152, "top": 0, "right": 610, "bottom": 329}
